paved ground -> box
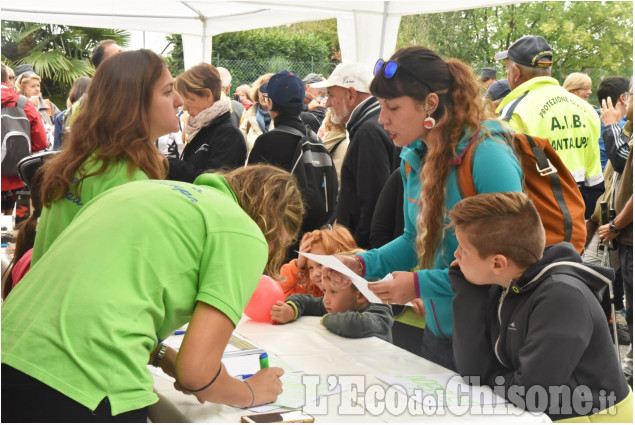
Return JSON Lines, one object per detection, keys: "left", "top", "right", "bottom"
{"left": 614, "top": 312, "right": 632, "bottom": 385}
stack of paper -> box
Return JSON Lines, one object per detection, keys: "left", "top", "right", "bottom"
{"left": 223, "top": 334, "right": 265, "bottom": 358}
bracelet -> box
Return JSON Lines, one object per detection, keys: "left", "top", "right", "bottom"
{"left": 244, "top": 380, "right": 256, "bottom": 408}
{"left": 180, "top": 364, "right": 222, "bottom": 393}
{"left": 354, "top": 256, "right": 365, "bottom": 276}
{"left": 152, "top": 344, "right": 168, "bottom": 367}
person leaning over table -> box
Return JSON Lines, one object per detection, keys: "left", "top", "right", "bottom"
{"left": 1, "top": 164, "right": 304, "bottom": 422}
{"left": 323, "top": 46, "right": 522, "bottom": 371}
{"left": 31, "top": 49, "right": 183, "bottom": 266}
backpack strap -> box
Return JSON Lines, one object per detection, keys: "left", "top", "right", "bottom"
{"left": 455, "top": 130, "right": 482, "bottom": 198}
{"left": 523, "top": 133, "right": 574, "bottom": 243}
{"left": 328, "top": 136, "right": 346, "bottom": 155}
{"left": 16, "top": 95, "right": 29, "bottom": 110}
{"left": 274, "top": 124, "right": 304, "bottom": 138}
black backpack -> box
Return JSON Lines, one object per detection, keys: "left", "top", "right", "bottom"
{"left": 275, "top": 124, "right": 338, "bottom": 230}
{"left": 2, "top": 95, "right": 32, "bottom": 177}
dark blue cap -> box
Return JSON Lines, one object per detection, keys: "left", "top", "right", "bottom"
{"left": 259, "top": 70, "right": 305, "bottom": 110}
{"left": 495, "top": 35, "right": 553, "bottom": 68}
{"left": 485, "top": 78, "right": 511, "bottom": 101}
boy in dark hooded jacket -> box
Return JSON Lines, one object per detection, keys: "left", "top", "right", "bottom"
{"left": 449, "top": 192, "right": 631, "bottom": 422}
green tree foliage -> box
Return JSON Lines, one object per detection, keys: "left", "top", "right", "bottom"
{"left": 2, "top": 21, "right": 129, "bottom": 106}
{"left": 398, "top": 1, "right": 632, "bottom": 87}
{"left": 165, "top": 34, "right": 184, "bottom": 77}
{"left": 165, "top": 23, "right": 338, "bottom": 92}
{"left": 212, "top": 28, "right": 332, "bottom": 62}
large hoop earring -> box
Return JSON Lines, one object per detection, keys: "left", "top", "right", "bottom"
{"left": 423, "top": 114, "right": 436, "bottom": 130}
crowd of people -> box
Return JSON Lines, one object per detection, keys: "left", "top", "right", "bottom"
{"left": 0, "top": 34, "right": 632, "bottom": 422}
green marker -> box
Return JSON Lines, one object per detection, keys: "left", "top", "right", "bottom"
{"left": 259, "top": 352, "right": 269, "bottom": 369}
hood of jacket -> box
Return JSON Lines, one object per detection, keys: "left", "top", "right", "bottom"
{"left": 509, "top": 242, "right": 613, "bottom": 300}
{"left": 1, "top": 83, "right": 19, "bottom": 107}
{"left": 346, "top": 96, "right": 380, "bottom": 137}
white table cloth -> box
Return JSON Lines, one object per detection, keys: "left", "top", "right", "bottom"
{"left": 148, "top": 316, "right": 550, "bottom": 423}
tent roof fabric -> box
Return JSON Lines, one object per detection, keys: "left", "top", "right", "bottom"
{"left": 2, "top": 1, "right": 524, "bottom": 68}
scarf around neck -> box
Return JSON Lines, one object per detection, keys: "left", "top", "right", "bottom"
{"left": 255, "top": 104, "right": 271, "bottom": 133}
{"left": 184, "top": 99, "right": 231, "bottom": 143}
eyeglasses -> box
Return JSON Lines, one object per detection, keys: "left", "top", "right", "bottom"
{"left": 373, "top": 59, "right": 435, "bottom": 93}
{"left": 261, "top": 93, "right": 269, "bottom": 101}
{"left": 624, "top": 92, "right": 631, "bottom": 101}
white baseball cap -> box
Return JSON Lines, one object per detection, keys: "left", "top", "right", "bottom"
{"left": 310, "top": 63, "right": 371, "bottom": 93}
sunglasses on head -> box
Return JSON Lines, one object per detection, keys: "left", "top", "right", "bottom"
{"left": 373, "top": 59, "right": 435, "bottom": 93}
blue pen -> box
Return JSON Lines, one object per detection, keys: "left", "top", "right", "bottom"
{"left": 259, "top": 352, "right": 269, "bottom": 369}
{"left": 237, "top": 374, "right": 254, "bottom": 379}
{"left": 173, "top": 330, "right": 186, "bottom": 335}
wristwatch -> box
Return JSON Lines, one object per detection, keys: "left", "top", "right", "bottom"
{"left": 609, "top": 221, "right": 620, "bottom": 234}
{"left": 152, "top": 343, "right": 168, "bottom": 367}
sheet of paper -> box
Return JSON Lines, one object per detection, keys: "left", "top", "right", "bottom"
{"left": 149, "top": 352, "right": 302, "bottom": 385}
{"left": 376, "top": 373, "right": 506, "bottom": 407}
{"left": 160, "top": 332, "right": 265, "bottom": 358}
{"left": 299, "top": 252, "right": 411, "bottom": 306}
{"left": 223, "top": 354, "right": 261, "bottom": 377}
{"left": 248, "top": 372, "right": 349, "bottom": 412}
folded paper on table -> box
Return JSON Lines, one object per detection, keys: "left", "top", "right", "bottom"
{"left": 299, "top": 252, "right": 412, "bottom": 306}
{"left": 376, "top": 373, "right": 507, "bottom": 407}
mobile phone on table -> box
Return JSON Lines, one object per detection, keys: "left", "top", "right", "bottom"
{"left": 240, "top": 410, "right": 315, "bottom": 423}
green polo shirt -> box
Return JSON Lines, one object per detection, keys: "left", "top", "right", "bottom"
{"left": 2, "top": 174, "right": 267, "bottom": 415}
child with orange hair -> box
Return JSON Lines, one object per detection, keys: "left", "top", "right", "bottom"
{"left": 278, "top": 224, "right": 357, "bottom": 298}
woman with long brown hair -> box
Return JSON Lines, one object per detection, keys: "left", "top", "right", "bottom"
{"left": 325, "top": 46, "right": 523, "bottom": 370}
{"left": 31, "top": 49, "right": 183, "bottom": 265}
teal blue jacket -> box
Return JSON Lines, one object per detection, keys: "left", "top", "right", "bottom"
{"left": 359, "top": 120, "right": 522, "bottom": 338}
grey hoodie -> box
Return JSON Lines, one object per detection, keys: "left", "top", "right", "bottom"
{"left": 286, "top": 293, "right": 393, "bottom": 343}
{"left": 451, "top": 242, "right": 630, "bottom": 421}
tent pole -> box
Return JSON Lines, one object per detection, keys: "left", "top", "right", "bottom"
{"left": 202, "top": 19, "right": 208, "bottom": 63}
{"left": 378, "top": 1, "right": 389, "bottom": 59}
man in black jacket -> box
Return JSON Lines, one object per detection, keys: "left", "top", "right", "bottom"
{"left": 247, "top": 70, "right": 308, "bottom": 171}
{"left": 312, "top": 63, "right": 400, "bottom": 249}
{"left": 247, "top": 70, "right": 334, "bottom": 236}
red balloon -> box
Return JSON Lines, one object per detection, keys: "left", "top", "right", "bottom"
{"left": 244, "top": 275, "right": 285, "bottom": 322}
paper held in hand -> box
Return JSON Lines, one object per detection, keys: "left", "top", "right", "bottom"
{"left": 299, "top": 252, "right": 411, "bottom": 306}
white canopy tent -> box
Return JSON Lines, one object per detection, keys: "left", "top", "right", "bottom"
{"left": 2, "top": 0, "right": 524, "bottom": 70}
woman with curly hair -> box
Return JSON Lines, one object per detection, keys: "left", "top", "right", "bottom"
{"left": 31, "top": 49, "right": 184, "bottom": 265}
{"left": 2, "top": 164, "right": 304, "bottom": 422}
{"left": 325, "top": 46, "right": 523, "bottom": 370}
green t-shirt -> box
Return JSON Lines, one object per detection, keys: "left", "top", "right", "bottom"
{"left": 2, "top": 174, "right": 268, "bottom": 415}
{"left": 31, "top": 156, "right": 149, "bottom": 265}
